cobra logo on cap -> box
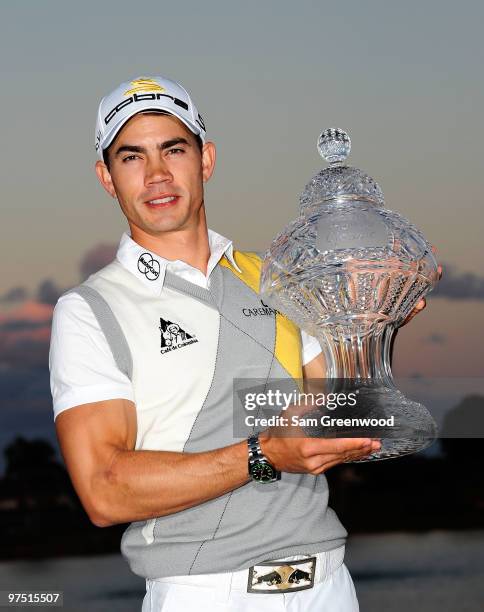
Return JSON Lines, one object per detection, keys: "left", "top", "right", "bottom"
{"left": 124, "top": 78, "right": 165, "bottom": 97}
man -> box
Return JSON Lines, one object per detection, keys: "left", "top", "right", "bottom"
{"left": 49, "top": 75, "right": 431, "bottom": 611}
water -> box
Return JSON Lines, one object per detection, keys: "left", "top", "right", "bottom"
{"left": 0, "top": 554, "right": 144, "bottom": 612}
{"left": 0, "top": 530, "right": 482, "bottom": 611}
{"left": 346, "top": 530, "right": 484, "bottom": 612}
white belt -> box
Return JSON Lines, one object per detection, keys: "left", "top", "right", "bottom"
{"left": 151, "top": 545, "right": 345, "bottom": 594}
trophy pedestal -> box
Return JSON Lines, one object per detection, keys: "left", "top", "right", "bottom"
{"left": 303, "top": 383, "right": 437, "bottom": 462}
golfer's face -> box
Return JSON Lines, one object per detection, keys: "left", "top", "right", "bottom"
{"left": 105, "top": 113, "right": 213, "bottom": 236}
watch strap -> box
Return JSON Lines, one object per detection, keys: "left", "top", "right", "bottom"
{"left": 248, "top": 434, "right": 264, "bottom": 464}
{"left": 247, "top": 434, "right": 281, "bottom": 481}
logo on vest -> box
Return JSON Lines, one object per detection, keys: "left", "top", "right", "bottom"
{"left": 159, "top": 317, "right": 198, "bottom": 354}
{"left": 242, "top": 299, "right": 279, "bottom": 317}
{"left": 138, "top": 253, "right": 160, "bottom": 281}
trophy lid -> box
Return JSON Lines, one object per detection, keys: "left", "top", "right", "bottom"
{"left": 299, "top": 128, "right": 385, "bottom": 211}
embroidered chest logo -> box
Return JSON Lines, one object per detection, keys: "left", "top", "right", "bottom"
{"left": 138, "top": 253, "right": 160, "bottom": 281}
{"left": 159, "top": 317, "right": 198, "bottom": 354}
{"left": 242, "top": 299, "right": 279, "bottom": 317}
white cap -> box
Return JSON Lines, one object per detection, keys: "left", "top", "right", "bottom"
{"left": 95, "top": 76, "right": 206, "bottom": 159}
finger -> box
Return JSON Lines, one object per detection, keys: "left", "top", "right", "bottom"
{"left": 315, "top": 447, "right": 375, "bottom": 472}
{"left": 311, "top": 438, "right": 382, "bottom": 472}
{"left": 344, "top": 444, "right": 380, "bottom": 463}
{"left": 343, "top": 449, "right": 374, "bottom": 463}
{"left": 311, "top": 455, "right": 355, "bottom": 473}
{"left": 401, "top": 298, "right": 426, "bottom": 327}
{"left": 437, "top": 264, "right": 443, "bottom": 280}
{"left": 431, "top": 245, "right": 437, "bottom": 254}
{"left": 320, "top": 439, "right": 377, "bottom": 463}
{"left": 350, "top": 439, "right": 381, "bottom": 458}
{"left": 321, "top": 437, "right": 374, "bottom": 454}
{"left": 305, "top": 438, "right": 367, "bottom": 456}
{"left": 312, "top": 459, "right": 341, "bottom": 474}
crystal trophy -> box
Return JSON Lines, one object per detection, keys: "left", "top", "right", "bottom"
{"left": 260, "top": 128, "right": 439, "bottom": 461}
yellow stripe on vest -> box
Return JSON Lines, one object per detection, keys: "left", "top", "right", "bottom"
{"left": 220, "top": 251, "right": 302, "bottom": 382}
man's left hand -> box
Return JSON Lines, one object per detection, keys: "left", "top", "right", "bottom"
{"left": 399, "top": 247, "right": 442, "bottom": 327}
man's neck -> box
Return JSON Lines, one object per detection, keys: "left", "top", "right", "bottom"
{"left": 129, "top": 219, "right": 211, "bottom": 276}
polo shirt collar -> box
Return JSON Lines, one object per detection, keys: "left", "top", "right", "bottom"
{"left": 115, "top": 229, "right": 242, "bottom": 294}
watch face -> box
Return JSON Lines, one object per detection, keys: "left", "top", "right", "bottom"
{"left": 251, "top": 461, "right": 276, "bottom": 483}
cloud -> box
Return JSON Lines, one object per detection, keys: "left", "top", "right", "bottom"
{"left": 0, "top": 241, "right": 116, "bottom": 368}
{"left": 0, "top": 279, "right": 63, "bottom": 309}
{"left": 0, "top": 302, "right": 53, "bottom": 368}
{"left": 36, "top": 279, "right": 63, "bottom": 305}
{"left": 0, "top": 287, "right": 29, "bottom": 303}
{"left": 432, "top": 265, "right": 484, "bottom": 300}
{"left": 79, "top": 242, "right": 117, "bottom": 281}
{"left": 0, "top": 301, "right": 53, "bottom": 325}
{"left": 1, "top": 238, "right": 116, "bottom": 307}
{"left": 424, "top": 333, "right": 447, "bottom": 344}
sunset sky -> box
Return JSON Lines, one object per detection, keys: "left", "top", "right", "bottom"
{"left": 0, "top": 1, "right": 483, "bottom": 470}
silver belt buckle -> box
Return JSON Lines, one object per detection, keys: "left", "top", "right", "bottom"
{"left": 247, "top": 556, "right": 316, "bottom": 594}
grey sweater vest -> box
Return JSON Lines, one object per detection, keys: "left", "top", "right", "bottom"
{"left": 65, "top": 257, "right": 347, "bottom": 579}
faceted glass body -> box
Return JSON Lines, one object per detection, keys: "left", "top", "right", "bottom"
{"left": 260, "top": 129, "right": 439, "bottom": 461}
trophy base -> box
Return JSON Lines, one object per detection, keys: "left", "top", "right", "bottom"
{"left": 350, "top": 436, "right": 435, "bottom": 462}
{"left": 302, "top": 384, "right": 438, "bottom": 462}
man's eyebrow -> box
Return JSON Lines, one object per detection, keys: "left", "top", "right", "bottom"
{"left": 159, "top": 137, "right": 191, "bottom": 150}
{"left": 114, "top": 138, "right": 191, "bottom": 157}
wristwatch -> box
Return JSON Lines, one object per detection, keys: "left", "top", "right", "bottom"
{"left": 247, "top": 434, "right": 281, "bottom": 483}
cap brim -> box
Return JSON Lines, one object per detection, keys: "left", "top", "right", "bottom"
{"left": 101, "top": 105, "right": 204, "bottom": 153}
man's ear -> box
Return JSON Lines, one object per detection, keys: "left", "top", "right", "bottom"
{"left": 201, "top": 141, "right": 216, "bottom": 183}
{"left": 95, "top": 160, "right": 117, "bottom": 198}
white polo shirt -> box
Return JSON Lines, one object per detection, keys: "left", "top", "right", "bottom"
{"left": 49, "top": 229, "right": 322, "bottom": 420}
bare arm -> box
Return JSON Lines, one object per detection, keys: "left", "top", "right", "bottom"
{"left": 55, "top": 398, "right": 250, "bottom": 527}
{"left": 56, "top": 392, "right": 379, "bottom": 528}
{"left": 302, "top": 351, "right": 327, "bottom": 379}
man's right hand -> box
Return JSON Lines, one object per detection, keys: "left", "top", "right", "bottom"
{"left": 260, "top": 433, "right": 381, "bottom": 474}
{"left": 259, "top": 404, "right": 381, "bottom": 473}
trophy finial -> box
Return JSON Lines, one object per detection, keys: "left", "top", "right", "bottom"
{"left": 317, "top": 128, "right": 351, "bottom": 164}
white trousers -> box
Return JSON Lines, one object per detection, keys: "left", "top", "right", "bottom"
{"left": 141, "top": 551, "right": 359, "bottom": 611}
